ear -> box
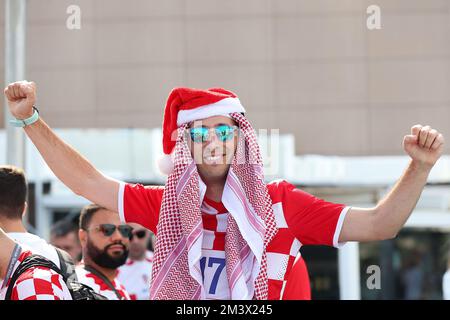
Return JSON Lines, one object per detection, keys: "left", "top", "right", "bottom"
{"left": 22, "top": 202, "right": 28, "bottom": 220}
{"left": 78, "top": 229, "right": 87, "bottom": 247}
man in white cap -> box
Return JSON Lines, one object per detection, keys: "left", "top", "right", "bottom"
{"left": 4, "top": 81, "right": 445, "bottom": 299}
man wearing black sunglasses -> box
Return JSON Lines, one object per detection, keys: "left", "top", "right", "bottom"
{"left": 76, "top": 204, "right": 131, "bottom": 300}
{"left": 117, "top": 223, "right": 154, "bottom": 300}
{"left": 4, "top": 81, "right": 446, "bottom": 300}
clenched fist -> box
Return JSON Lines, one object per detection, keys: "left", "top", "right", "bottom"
{"left": 4, "top": 81, "right": 37, "bottom": 120}
{"left": 403, "top": 125, "right": 445, "bottom": 168}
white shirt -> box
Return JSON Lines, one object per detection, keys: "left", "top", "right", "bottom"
{"left": 7, "top": 232, "right": 60, "bottom": 268}
{"left": 443, "top": 270, "right": 450, "bottom": 300}
{"left": 117, "top": 251, "right": 154, "bottom": 300}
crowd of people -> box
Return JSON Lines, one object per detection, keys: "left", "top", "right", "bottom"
{"left": 1, "top": 81, "right": 444, "bottom": 300}
{"left": 0, "top": 166, "right": 157, "bottom": 300}
{"left": 0, "top": 165, "right": 311, "bottom": 300}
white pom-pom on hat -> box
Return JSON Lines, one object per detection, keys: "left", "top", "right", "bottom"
{"left": 157, "top": 153, "right": 174, "bottom": 175}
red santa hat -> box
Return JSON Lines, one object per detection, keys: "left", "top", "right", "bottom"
{"left": 157, "top": 87, "right": 246, "bottom": 175}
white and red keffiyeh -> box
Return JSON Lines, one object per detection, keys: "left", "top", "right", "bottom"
{"left": 150, "top": 112, "right": 277, "bottom": 300}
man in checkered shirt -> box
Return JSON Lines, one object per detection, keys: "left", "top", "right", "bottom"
{"left": 4, "top": 81, "right": 445, "bottom": 299}
{"left": 75, "top": 204, "right": 131, "bottom": 300}
{"left": 0, "top": 229, "right": 72, "bottom": 300}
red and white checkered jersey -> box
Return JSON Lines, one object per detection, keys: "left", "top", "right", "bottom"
{"left": 117, "top": 251, "right": 154, "bottom": 300}
{"left": 282, "top": 255, "right": 311, "bottom": 300}
{"left": 200, "top": 197, "right": 230, "bottom": 299}
{"left": 75, "top": 265, "right": 131, "bottom": 300}
{"left": 118, "top": 179, "right": 350, "bottom": 300}
{"left": 0, "top": 249, "right": 72, "bottom": 300}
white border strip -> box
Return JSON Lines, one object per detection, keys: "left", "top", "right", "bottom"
{"left": 177, "top": 97, "right": 245, "bottom": 125}
{"left": 333, "top": 206, "right": 351, "bottom": 248}
{"left": 118, "top": 181, "right": 126, "bottom": 223}
{"left": 279, "top": 280, "right": 288, "bottom": 300}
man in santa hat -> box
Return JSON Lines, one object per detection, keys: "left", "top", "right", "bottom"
{"left": 4, "top": 81, "right": 445, "bottom": 299}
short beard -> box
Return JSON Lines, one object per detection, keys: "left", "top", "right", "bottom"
{"left": 86, "top": 240, "right": 128, "bottom": 269}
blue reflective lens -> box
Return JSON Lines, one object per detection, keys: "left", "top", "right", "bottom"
{"left": 189, "top": 127, "right": 209, "bottom": 142}
{"left": 189, "top": 125, "right": 236, "bottom": 143}
{"left": 215, "top": 125, "right": 235, "bottom": 142}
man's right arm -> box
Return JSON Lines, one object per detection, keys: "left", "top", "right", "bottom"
{"left": 24, "top": 118, "right": 119, "bottom": 212}
{"left": 4, "top": 81, "right": 119, "bottom": 212}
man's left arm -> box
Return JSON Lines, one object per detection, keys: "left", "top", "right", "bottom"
{"left": 339, "top": 125, "right": 445, "bottom": 243}
{"left": 0, "top": 228, "right": 17, "bottom": 280}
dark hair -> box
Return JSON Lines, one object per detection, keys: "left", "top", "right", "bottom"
{"left": 0, "top": 165, "right": 28, "bottom": 220}
{"left": 79, "top": 204, "right": 106, "bottom": 230}
{"left": 51, "top": 218, "right": 78, "bottom": 238}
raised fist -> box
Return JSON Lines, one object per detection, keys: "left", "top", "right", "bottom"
{"left": 4, "top": 81, "right": 37, "bottom": 120}
{"left": 403, "top": 124, "right": 445, "bottom": 168}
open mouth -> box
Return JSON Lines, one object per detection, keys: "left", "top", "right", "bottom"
{"left": 206, "top": 155, "right": 223, "bottom": 161}
{"left": 203, "top": 154, "right": 225, "bottom": 164}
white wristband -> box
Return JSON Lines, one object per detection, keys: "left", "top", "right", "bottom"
{"left": 9, "top": 106, "right": 40, "bottom": 128}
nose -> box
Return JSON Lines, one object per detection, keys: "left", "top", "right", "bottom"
{"left": 110, "top": 228, "right": 125, "bottom": 241}
{"left": 204, "top": 141, "right": 223, "bottom": 159}
{"left": 205, "top": 129, "right": 221, "bottom": 146}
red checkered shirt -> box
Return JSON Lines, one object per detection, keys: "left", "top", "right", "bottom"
{"left": 76, "top": 265, "right": 131, "bottom": 300}
{"left": 199, "top": 197, "right": 232, "bottom": 299}
{"left": 0, "top": 249, "right": 72, "bottom": 300}
{"left": 118, "top": 179, "right": 350, "bottom": 300}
